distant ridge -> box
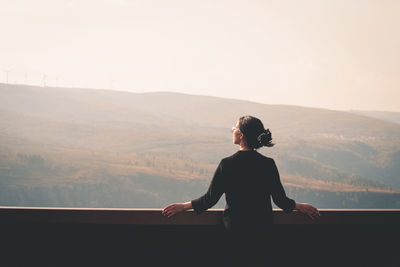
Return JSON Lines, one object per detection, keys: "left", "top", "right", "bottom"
{"left": 1, "top": 83, "right": 400, "bottom": 208}
{"left": 349, "top": 110, "right": 400, "bottom": 125}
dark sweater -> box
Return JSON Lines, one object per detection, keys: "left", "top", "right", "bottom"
{"left": 191, "top": 150, "right": 295, "bottom": 230}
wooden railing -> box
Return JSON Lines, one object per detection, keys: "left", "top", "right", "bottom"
{"left": 1, "top": 206, "right": 399, "bottom": 224}
{"left": 1, "top": 207, "right": 399, "bottom": 267}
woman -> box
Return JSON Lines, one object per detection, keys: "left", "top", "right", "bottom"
{"left": 162, "top": 115, "right": 320, "bottom": 266}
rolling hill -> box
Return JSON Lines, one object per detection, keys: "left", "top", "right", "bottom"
{"left": 349, "top": 110, "right": 400, "bottom": 125}
{"left": 1, "top": 83, "right": 399, "bottom": 208}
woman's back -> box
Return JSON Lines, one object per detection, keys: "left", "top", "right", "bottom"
{"left": 190, "top": 149, "right": 295, "bottom": 234}
{"left": 221, "top": 150, "right": 274, "bottom": 226}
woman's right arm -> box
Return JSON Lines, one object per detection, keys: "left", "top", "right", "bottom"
{"left": 270, "top": 159, "right": 320, "bottom": 219}
{"left": 270, "top": 159, "right": 296, "bottom": 212}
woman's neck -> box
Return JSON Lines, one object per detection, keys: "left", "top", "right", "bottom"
{"left": 239, "top": 140, "right": 252, "bottom": 151}
{"left": 239, "top": 145, "right": 252, "bottom": 151}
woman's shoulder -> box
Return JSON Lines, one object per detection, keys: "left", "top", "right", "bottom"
{"left": 219, "top": 152, "right": 238, "bottom": 163}
{"left": 221, "top": 151, "right": 275, "bottom": 163}
{"left": 216, "top": 152, "right": 241, "bottom": 166}
{"left": 255, "top": 152, "right": 274, "bottom": 161}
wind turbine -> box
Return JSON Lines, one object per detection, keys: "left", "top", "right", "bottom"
{"left": 4, "top": 69, "right": 12, "bottom": 84}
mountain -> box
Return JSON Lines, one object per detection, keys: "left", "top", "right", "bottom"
{"left": 1, "top": 83, "right": 400, "bottom": 208}
{"left": 348, "top": 110, "right": 400, "bottom": 125}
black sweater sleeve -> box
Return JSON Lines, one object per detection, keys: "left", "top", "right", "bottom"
{"left": 191, "top": 160, "right": 225, "bottom": 215}
{"left": 270, "top": 159, "right": 296, "bottom": 213}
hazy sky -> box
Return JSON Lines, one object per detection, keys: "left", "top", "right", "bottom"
{"left": 1, "top": 0, "right": 399, "bottom": 111}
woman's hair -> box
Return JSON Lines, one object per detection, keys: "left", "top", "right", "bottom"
{"left": 238, "top": 115, "right": 274, "bottom": 149}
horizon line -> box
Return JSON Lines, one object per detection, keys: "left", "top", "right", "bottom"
{"left": 1, "top": 82, "right": 399, "bottom": 114}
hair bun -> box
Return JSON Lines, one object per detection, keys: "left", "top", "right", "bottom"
{"left": 238, "top": 116, "right": 274, "bottom": 149}
{"left": 257, "top": 132, "right": 266, "bottom": 144}
{"left": 257, "top": 129, "right": 273, "bottom": 147}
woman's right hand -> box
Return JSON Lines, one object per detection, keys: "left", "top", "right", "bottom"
{"left": 295, "top": 203, "right": 320, "bottom": 220}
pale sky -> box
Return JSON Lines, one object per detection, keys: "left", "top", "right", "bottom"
{"left": 1, "top": 0, "right": 399, "bottom": 111}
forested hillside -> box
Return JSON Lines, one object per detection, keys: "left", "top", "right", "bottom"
{"left": 1, "top": 83, "right": 399, "bottom": 208}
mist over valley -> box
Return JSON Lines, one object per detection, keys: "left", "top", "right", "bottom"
{"left": 1, "top": 83, "right": 400, "bottom": 209}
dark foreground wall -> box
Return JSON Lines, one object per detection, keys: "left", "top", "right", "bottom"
{"left": 1, "top": 207, "right": 399, "bottom": 267}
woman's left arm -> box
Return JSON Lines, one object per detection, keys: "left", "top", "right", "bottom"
{"left": 294, "top": 202, "right": 320, "bottom": 220}
{"left": 162, "top": 201, "right": 192, "bottom": 218}
{"left": 162, "top": 159, "right": 225, "bottom": 218}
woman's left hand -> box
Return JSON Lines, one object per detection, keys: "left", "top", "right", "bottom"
{"left": 295, "top": 202, "right": 320, "bottom": 220}
{"left": 162, "top": 203, "right": 185, "bottom": 218}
